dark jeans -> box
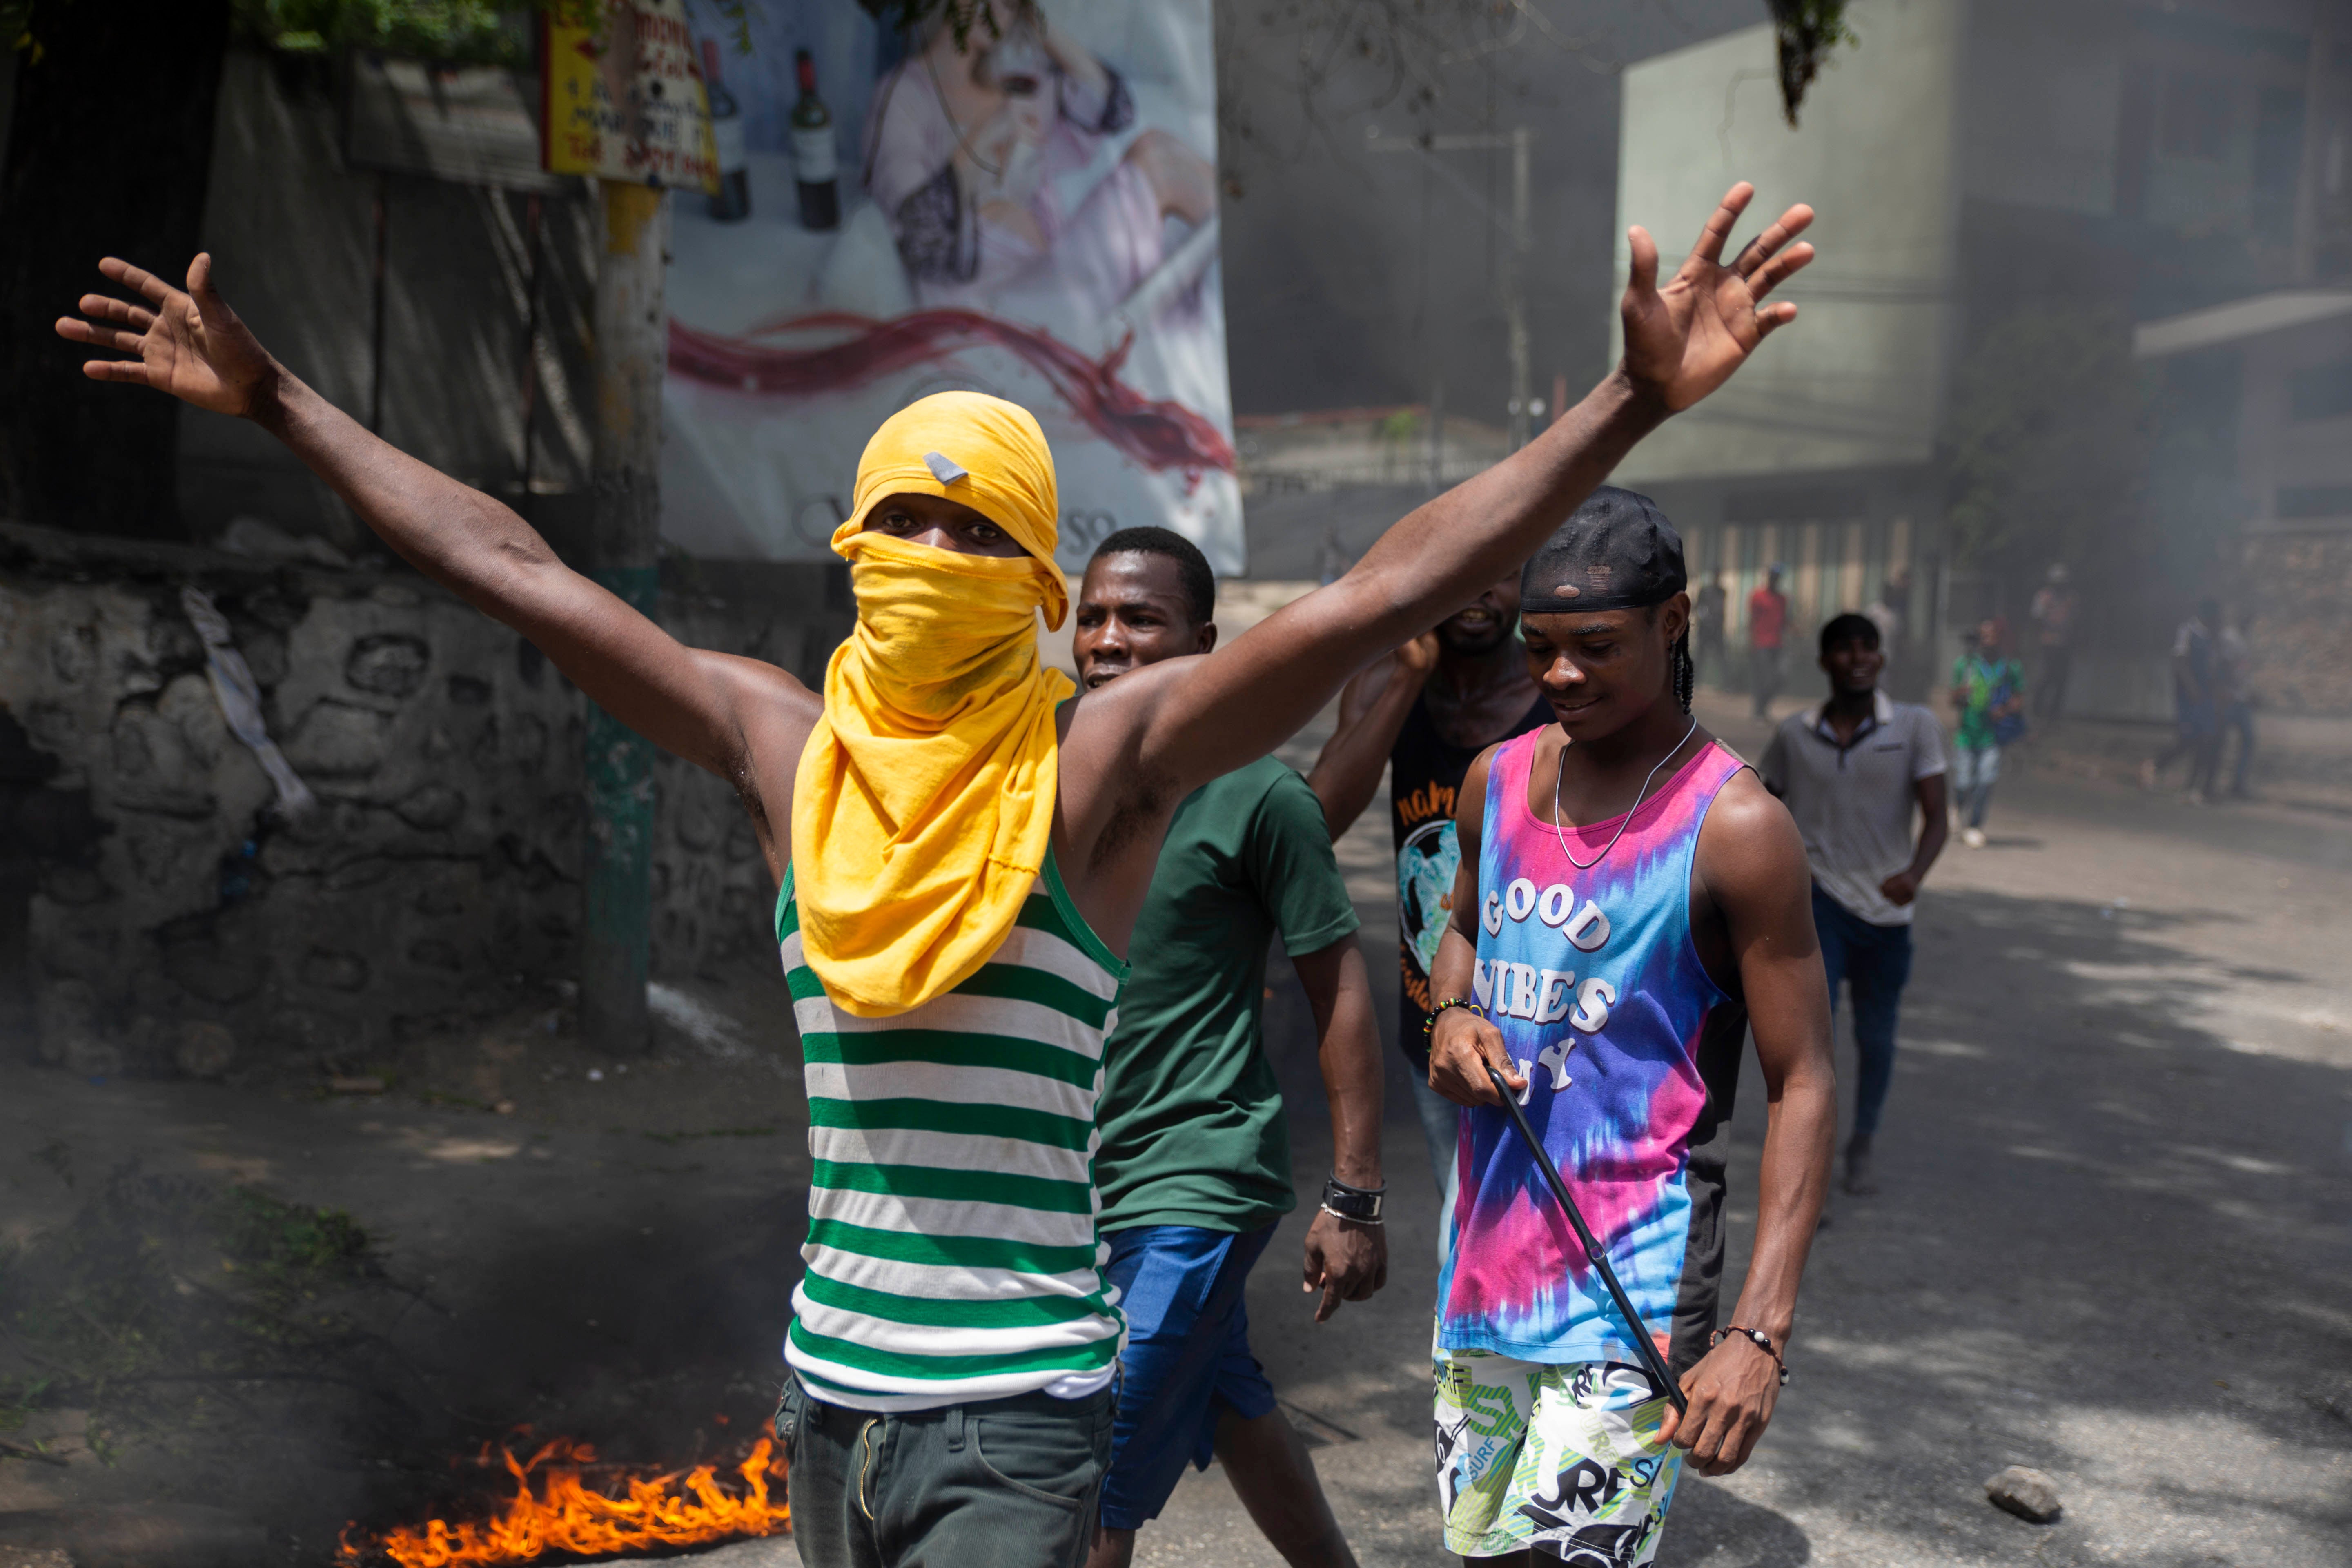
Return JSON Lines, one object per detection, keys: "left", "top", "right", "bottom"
{"left": 2221, "top": 700, "right": 2255, "bottom": 795}
{"left": 2153, "top": 695, "right": 2220, "bottom": 795}
{"left": 1749, "top": 643, "right": 1785, "bottom": 718}
{"left": 775, "top": 1372, "right": 1115, "bottom": 1568}
{"left": 2034, "top": 644, "right": 2072, "bottom": 718}
{"left": 1697, "top": 627, "right": 1726, "bottom": 690}
{"left": 1813, "top": 886, "right": 1913, "bottom": 1141}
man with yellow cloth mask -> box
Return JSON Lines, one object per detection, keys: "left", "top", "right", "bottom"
{"left": 57, "top": 183, "right": 1820, "bottom": 1568}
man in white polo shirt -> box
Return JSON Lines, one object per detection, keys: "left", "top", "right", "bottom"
{"left": 1760, "top": 612, "right": 1947, "bottom": 1197}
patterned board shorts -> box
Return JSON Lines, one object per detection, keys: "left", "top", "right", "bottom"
{"left": 1434, "top": 1345, "right": 1683, "bottom": 1564}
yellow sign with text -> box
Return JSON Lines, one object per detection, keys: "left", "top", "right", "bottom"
{"left": 541, "top": 0, "right": 719, "bottom": 192}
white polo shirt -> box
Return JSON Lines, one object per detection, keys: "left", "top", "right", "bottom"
{"left": 1758, "top": 690, "right": 1947, "bottom": 927}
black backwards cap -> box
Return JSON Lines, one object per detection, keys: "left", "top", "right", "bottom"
{"left": 1519, "top": 486, "right": 1687, "bottom": 613}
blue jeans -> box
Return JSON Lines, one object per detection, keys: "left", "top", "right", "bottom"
{"left": 1813, "top": 886, "right": 1913, "bottom": 1142}
{"left": 1950, "top": 742, "right": 2000, "bottom": 828}
{"left": 1098, "top": 1224, "right": 1278, "bottom": 1531}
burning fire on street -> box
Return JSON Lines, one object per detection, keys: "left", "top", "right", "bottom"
{"left": 339, "top": 1433, "right": 790, "bottom": 1566}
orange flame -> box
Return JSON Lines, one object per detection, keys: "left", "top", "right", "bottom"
{"left": 339, "top": 1436, "right": 789, "bottom": 1566}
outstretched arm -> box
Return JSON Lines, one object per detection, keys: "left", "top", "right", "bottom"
{"left": 56, "top": 256, "right": 802, "bottom": 785}
{"left": 1036, "top": 8, "right": 1112, "bottom": 105}
{"left": 1116, "top": 185, "right": 1812, "bottom": 797}
{"left": 1306, "top": 635, "right": 1434, "bottom": 836}
{"left": 1662, "top": 776, "right": 1834, "bottom": 1474}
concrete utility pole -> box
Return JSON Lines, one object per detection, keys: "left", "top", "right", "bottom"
{"left": 1368, "top": 126, "right": 1536, "bottom": 450}
{"left": 580, "top": 178, "right": 668, "bottom": 1056}
{"left": 1427, "top": 381, "right": 1445, "bottom": 492}
{"left": 2290, "top": 9, "right": 2333, "bottom": 284}
{"left": 1505, "top": 126, "right": 1532, "bottom": 450}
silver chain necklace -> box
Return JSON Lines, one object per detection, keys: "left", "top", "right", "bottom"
{"left": 1550, "top": 715, "right": 1700, "bottom": 871}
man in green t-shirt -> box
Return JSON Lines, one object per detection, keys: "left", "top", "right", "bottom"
{"left": 1074, "top": 529, "right": 1388, "bottom": 1568}
{"left": 1947, "top": 618, "right": 2025, "bottom": 849}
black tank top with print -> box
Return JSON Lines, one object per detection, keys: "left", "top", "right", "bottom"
{"left": 1389, "top": 688, "right": 1554, "bottom": 1062}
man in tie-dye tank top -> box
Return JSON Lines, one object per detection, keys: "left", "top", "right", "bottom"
{"left": 1423, "top": 488, "right": 1835, "bottom": 1566}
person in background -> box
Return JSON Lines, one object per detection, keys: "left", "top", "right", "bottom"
{"left": 1074, "top": 528, "right": 1382, "bottom": 1568}
{"left": 1748, "top": 564, "right": 1788, "bottom": 719}
{"left": 2029, "top": 563, "right": 2078, "bottom": 720}
{"left": 1307, "top": 579, "right": 1552, "bottom": 1231}
{"left": 1761, "top": 614, "right": 1947, "bottom": 1196}
{"left": 1948, "top": 619, "right": 2023, "bottom": 848}
{"left": 2141, "top": 597, "right": 2222, "bottom": 804}
{"left": 2217, "top": 606, "right": 2257, "bottom": 800}
{"left": 1865, "top": 566, "right": 1910, "bottom": 697}
{"left": 1863, "top": 572, "right": 1905, "bottom": 653}
{"left": 1694, "top": 568, "right": 1728, "bottom": 688}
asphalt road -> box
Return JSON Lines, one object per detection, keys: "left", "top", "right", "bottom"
{"left": 3, "top": 687, "right": 2345, "bottom": 1568}
{"left": 1125, "top": 694, "right": 2352, "bottom": 1567}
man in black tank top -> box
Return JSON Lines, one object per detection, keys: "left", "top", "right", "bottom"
{"left": 1309, "top": 577, "right": 1552, "bottom": 1212}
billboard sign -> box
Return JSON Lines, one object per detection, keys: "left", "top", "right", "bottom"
{"left": 662, "top": 1, "right": 1240, "bottom": 572}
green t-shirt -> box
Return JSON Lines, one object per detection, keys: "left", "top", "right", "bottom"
{"left": 1095, "top": 757, "right": 1362, "bottom": 1234}
{"left": 1951, "top": 655, "right": 2023, "bottom": 750}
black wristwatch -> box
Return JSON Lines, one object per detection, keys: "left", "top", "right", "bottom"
{"left": 1320, "top": 1174, "right": 1384, "bottom": 1225}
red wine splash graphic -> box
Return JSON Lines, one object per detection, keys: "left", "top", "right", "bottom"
{"left": 666, "top": 309, "right": 1235, "bottom": 479}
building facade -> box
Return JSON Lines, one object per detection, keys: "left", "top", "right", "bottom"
{"left": 1614, "top": 0, "right": 2351, "bottom": 710}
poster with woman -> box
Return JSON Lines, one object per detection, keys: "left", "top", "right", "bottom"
{"left": 662, "top": 0, "right": 1239, "bottom": 572}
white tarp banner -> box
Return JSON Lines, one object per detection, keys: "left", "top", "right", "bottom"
{"left": 663, "top": 0, "right": 1241, "bottom": 573}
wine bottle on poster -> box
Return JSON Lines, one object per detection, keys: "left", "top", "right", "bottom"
{"left": 790, "top": 48, "right": 840, "bottom": 232}
{"left": 702, "top": 40, "right": 750, "bottom": 221}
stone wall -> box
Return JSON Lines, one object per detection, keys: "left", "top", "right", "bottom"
{"left": 641, "top": 557, "right": 849, "bottom": 977}
{"left": 1, "top": 523, "right": 846, "bottom": 1080}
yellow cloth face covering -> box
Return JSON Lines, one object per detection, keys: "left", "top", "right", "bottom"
{"left": 789, "top": 392, "right": 1075, "bottom": 1017}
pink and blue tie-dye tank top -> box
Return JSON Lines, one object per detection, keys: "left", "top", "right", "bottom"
{"left": 1436, "top": 731, "right": 1751, "bottom": 1375}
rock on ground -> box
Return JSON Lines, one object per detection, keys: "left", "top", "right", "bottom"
{"left": 1984, "top": 1464, "right": 2064, "bottom": 1524}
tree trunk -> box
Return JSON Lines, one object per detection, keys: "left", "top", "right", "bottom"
{"left": 0, "top": 0, "right": 231, "bottom": 538}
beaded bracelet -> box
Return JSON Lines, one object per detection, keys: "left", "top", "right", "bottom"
{"left": 1423, "top": 997, "right": 1485, "bottom": 1038}
{"left": 1710, "top": 1326, "right": 1790, "bottom": 1385}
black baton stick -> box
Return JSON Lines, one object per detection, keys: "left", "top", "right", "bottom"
{"left": 1483, "top": 1061, "right": 1688, "bottom": 1417}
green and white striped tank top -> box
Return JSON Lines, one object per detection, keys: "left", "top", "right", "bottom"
{"left": 776, "top": 851, "right": 1130, "bottom": 1410}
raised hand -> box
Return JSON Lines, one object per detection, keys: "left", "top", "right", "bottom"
{"left": 1621, "top": 183, "right": 1815, "bottom": 412}
{"left": 54, "top": 254, "right": 278, "bottom": 419}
